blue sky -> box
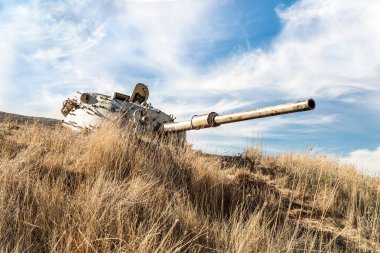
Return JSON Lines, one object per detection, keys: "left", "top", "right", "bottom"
{"left": 0, "top": 0, "right": 379, "bottom": 175}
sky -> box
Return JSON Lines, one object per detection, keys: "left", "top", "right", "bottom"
{"left": 0, "top": 0, "right": 379, "bottom": 175}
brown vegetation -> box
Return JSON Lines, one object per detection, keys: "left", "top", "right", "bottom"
{"left": 0, "top": 121, "right": 379, "bottom": 252}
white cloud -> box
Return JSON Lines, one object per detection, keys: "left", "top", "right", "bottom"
{"left": 0, "top": 0, "right": 221, "bottom": 117}
{"left": 173, "top": 0, "right": 380, "bottom": 103}
{"left": 8, "top": 0, "right": 379, "bottom": 115}
{"left": 341, "top": 147, "right": 380, "bottom": 176}
{"left": 2, "top": 0, "right": 379, "bottom": 108}
{"left": 0, "top": 40, "right": 14, "bottom": 97}
{"left": 124, "top": 0, "right": 179, "bottom": 2}
{"left": 32, "top": 47, "right": 66, "bottom": 60}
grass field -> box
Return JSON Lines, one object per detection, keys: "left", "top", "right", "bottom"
{"left": 0, "top": 120, "right": 379, "bottom": 252}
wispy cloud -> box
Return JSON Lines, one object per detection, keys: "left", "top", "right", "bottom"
{"left": 0, "top": 0, "right": 222, "bottom": 116}
{"left": 174, "top": 0, "right": 380, "bottom": 102}
{"left": 341, "top": 147, "right": 380, "bottom": 176}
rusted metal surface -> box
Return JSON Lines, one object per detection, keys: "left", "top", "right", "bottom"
{"left": 61, "top": 99, "right": 79, "bottom": 117}
{"left": 162, "top": 99, "right": 315, "bottom": 133}
{"left": 130, "top": 83, "right": 149, "bottom": 103}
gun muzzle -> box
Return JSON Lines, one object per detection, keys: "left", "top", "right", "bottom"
{"left": 162, "top": 99, "right": 316, "bottom": 133}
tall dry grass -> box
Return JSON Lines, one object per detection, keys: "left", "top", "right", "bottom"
{"left": 0, "top": 121, "right": 379, "bottom": 252}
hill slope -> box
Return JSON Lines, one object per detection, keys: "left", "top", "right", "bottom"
{"left": 0, "top": 111, "right": 60, "bottom": 125}
{"left": 0, "top": 120, "right": 379, "bottom": 252}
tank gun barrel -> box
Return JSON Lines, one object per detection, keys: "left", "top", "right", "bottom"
{"left": 162, "top": 98, "right": 316, "bottom": 133}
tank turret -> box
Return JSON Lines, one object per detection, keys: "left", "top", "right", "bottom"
{"left": 61, "top": 83, "right": 316, "bottom": 141}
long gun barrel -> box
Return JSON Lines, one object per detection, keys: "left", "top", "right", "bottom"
{"left": 162, "top": 98, "right": 316, "bottom": 133}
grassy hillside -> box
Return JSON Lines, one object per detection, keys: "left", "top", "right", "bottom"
{"left": 0, "top": 121, "right": 379, "bottom": 252}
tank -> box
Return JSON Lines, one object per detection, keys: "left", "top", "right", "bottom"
{"left": 61, "top": 83, "right": 316, "bottom": 141}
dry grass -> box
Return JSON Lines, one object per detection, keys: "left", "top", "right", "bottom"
{"left": 0, "top": 121, "right": 379, "bottom": 252}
